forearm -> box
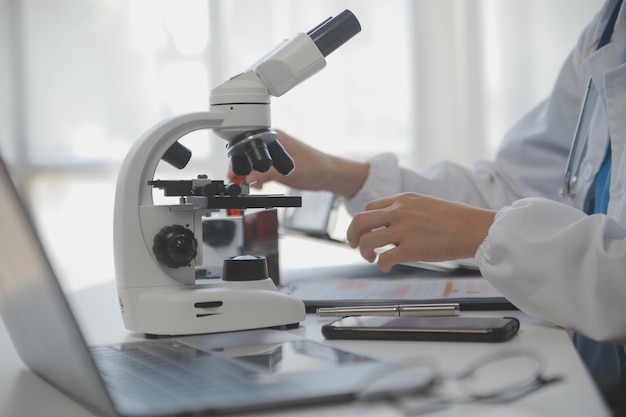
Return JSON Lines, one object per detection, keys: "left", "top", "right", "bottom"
{"left": 322, "top": 155, "right": 369, "bottom": 199}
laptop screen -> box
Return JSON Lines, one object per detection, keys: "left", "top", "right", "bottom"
{"left": 0, "top": 158, "right": 117, "bottom": 416}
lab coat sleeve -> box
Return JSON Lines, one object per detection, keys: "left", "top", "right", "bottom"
{"left": 343, "top": 150, "right": 539, "bottom": 214}
{"left": 476, "top": 198, "right": 626, "bottom": 343}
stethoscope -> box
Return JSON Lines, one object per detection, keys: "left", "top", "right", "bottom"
{"left": 560, "top": 0, "right": 623, "bottom": 199}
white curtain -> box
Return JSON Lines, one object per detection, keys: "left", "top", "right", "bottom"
{"left": 0, "top": 0, "right": 604, "bottom": 290}
{"left": 409, "top": 0, "right": 604, "bottom": 168}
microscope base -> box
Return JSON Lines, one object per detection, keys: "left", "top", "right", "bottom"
{"left": 117, "top": 280, "right": 306, "bottom": 336}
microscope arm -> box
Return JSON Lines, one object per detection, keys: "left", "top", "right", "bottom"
{"left": 113, "top": 111, "right": 227, "bottom": 290}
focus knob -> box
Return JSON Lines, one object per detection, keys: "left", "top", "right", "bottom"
{"left": 153, "top": 225, "right": 198, "bottom": 268}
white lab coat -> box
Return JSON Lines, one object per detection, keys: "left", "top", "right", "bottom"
{"left": 345, "top": 0, "right": 626, "bottom": 344}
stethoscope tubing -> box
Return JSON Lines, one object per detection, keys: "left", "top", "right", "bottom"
{"left": 560, "top": 0, "right": 623, "bottom": 200}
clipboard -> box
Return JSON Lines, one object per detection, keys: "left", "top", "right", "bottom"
{"left": 279, "top": 263, "right": 515, "bottom": 313}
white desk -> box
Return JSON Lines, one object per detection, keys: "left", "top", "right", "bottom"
{"left": 0, "top": 236, "right": 613, "bottom": 416}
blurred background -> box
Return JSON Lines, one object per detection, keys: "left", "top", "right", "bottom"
{"left": 0, "top": 0, "right": 603, "bottom": 291}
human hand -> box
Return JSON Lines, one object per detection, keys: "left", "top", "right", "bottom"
{"left": 346, "top": 193, "right": 496, "bottom": 272}
{"left": 227, "top": 129, "right": 369, "bottom": 198}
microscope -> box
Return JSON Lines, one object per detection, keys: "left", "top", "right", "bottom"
{"left": 113, "top": 10, "right": 361, "bottom": 336}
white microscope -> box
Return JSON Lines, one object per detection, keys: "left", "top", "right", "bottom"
{"left": 113, "top": 10, "right": 361, "bottom": 336}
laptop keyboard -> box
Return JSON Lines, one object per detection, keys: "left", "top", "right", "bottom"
{"left": 90, "top": 340, "right": 292, "bottom": 410}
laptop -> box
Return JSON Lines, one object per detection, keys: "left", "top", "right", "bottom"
{"left": 0, "top": 156, "right": 393, "bottom": 417}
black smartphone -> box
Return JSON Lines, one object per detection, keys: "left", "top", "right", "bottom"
{"left": 322, "top": 316, "right": 520, "bottom": 343}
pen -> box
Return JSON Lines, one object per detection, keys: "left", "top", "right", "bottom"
{"left": 316, "top": 303, "right": 460, "bottom": 317}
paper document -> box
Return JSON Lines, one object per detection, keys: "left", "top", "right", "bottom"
{"left": 281, "top": 275, "right": 513, "bottom": 312}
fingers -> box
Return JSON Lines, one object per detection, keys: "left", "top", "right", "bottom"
{"left": 347, "top": 194, "right": 409, "bottom": 250}
{"left": 347, "top": 202, "right": 406, "bottom": 269}
{"left": 348, "top": 219, "right": 411, "bottom": 272}
{"left": 345, "top": 195, "right": 399, "bottom": 248}
{"left": 243, "top": 170, "right": 270, "bottom": 189}
{"left": 346, "top": 209, "right": 390, "bottom": 250}
{"left": 376, "top": 245, "right": 416, "bottom": 273}
{"left": 227, "top": 160, "right": 277, "bottom": 189}
{"left": 349, "top": 224, "right": 419, "bottom": 273}
{"left": 364, "top": 195, "right": 396, "bottom": 211}
{"left": 356, "top": 228, "right": 394, "bottom": 263}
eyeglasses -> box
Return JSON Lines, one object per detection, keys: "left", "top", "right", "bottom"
{"left": 560, "top": 77, "right": 597, "bottom": 200}
{"left": 357, "top": 348, "right": 563, "bottom": 416}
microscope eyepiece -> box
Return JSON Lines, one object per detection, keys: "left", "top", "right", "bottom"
{"left": 307, "top": 10, "right": 361, "bottom": 57}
